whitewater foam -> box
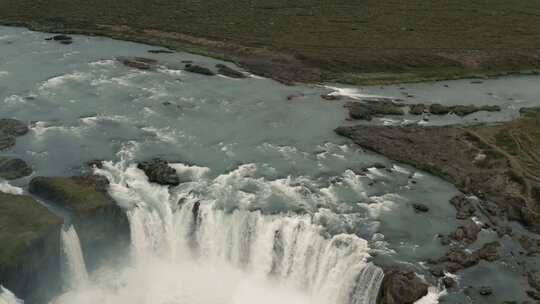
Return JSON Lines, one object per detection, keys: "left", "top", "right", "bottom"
{"left": 0, "top": 286, "right": 23, "bottom": 304}
{"left": 0, "top": 180, "right": 24, "bottom": 195}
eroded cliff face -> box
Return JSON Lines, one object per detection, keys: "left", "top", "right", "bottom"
{"left": 29, "top": 174, "right": 130, "bottom": 269}
{"left": 0, "top": 193, "right": 62, "bottom": 304}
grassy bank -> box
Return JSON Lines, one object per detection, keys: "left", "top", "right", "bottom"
{"left": 1, "top": 1, "right": 540, "bottom": 84}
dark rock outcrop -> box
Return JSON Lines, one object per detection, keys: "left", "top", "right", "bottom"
{"left": 0, "top": 193, "right": 63, "bottom": 303}
{"left": 0, "top": 156, "right": 32, "bottom": 180}
{"left": 0, "top": 118, "right": 28, "bottom": 150}
{"left": 430, "top": 241, "right": 500, "bottom": 274}
{"left": 137, "top": 158, "right": 180, "bottom": 186}
{"left": 148, "top": 49, "right": 174, "bottom": 54}
{"left": 413, "top": 203, "right": 430, "bottom": 213}
{"left": 320, "top": 94, "right": 341, "bottom": 101}
{"left": 429, "top": 103, "right": 450, "bottom": 115}
{"left": 46, "top": 34, "right": 72, "bottom": 41}
{"left": 118, "top": 56, "right": 159, "bottom": 70}
{"left": 409, "top": 104, "right": 426, "bottom": 115}
{"left": 216, "top": 64, "right": 246, "bottom": 78}
{"left": 345, "top": 100, "right": 404, "bottom": 121}
{"left": 185, "top": 64, "right": 215, "bottom": 76}
{"left": 377, "top": 270, "right": 429, "bottom": 304}
{"left": 450, "top": 195, "right": 477, "bottom": 219}
{"left": 449, "top": 219, "right": 481, "bottom": 244}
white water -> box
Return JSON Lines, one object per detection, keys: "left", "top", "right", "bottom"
{"left": 0, "top": 286, "right": 23, "bottom": 304}
{"left": 51, "top": 151, "right": 383, "bottom": 304}
{"left": 60, "top": 226, "right": 89, "bottom": 290}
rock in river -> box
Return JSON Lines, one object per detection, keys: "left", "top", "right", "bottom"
{"left": 137, "top": 158, "right": 181, "bottom": 186}
{"left": 216, "top": 64, "right": 246, "bottom": 78}
{"left": 185, "top": 64, "right": 215, "bottom": 76}
{"left": 0, "top": 118, "right": 29, "bottom": 150}
{"left": 0, "top": 156, "right": 32, "bottom": 180}
{"left": 377, "top": 270, "right": 429, "bottom": 304}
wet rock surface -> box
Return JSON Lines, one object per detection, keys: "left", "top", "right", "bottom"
{"left": 0, "top": 119, "right": 28, "bottom": 150}
{"left": 377, "top": 269, "right": 429, "bottom": 304}
{"left": 0, "top": 156, "right": 32, "bottom": 180}
{"left": 137, "top": 158, "right": 181, "bottom": 186}
{"left": 345, "top": 99, "right": 405, "bottom": 121}
{"left": 184, "top": 63, "right": 215, "bottom": 76}
{"left": 118, "top": 56, "right": 159, "bottom": 70}
{"left": 216, "top": 64, "right": 246, "bottom": 78}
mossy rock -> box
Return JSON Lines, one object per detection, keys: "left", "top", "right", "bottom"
{"left": 0, "top": 193, "right": 62, "bottom": 267}
{"left": 0, "top": 156, "right": 32, "bottom": 180}
{"left": 29, "top": 175, "right": 115, "bottom": 215}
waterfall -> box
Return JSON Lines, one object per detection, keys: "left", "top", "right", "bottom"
{"left": 88, "top": 159, "right": 384, "bottom": 304}
{"left": 0, "top": 286, "right": 23, "bottom": 304}
{"left": 60, "top": 225, "right": 89, "bottom": 289}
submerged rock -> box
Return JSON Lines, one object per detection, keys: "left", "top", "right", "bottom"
{"left": 0, "top": 156, "right": 32, "bottom": 180}
{"left": 184, "top": 64, "right": 215, "bottom": 76}
{"left": 377, "top": 270, "right": 429, "bottom": 304}
{"left": 47, "top": 34, "right": 72, "bottom": 41}
{"left": 216, "top": 64, "right": 246, "bottom": 78}
{"left": 0, "top": 118, "right": 28, "bottom": 150}
{"left": 137, "top": 158, "right": 180, "bottom": 186}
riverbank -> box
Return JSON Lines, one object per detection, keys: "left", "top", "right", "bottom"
{"left": 1, "top": 0, "right": 540, "bottom": 85}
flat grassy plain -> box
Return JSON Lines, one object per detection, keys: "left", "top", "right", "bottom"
{"left": 1, "top": 0, "right": 540, "bottom": 84}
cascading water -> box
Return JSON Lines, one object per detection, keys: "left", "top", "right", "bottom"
{"left": 0, "top": 286, "right": 23, "bottom": 304}
{"left": 60, "top": 226, "right": 89, "bottom": 289}
{"left": 53, "top": 146, "right": 383, "bottom": 304}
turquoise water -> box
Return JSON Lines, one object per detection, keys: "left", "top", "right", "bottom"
{"left": 1, "top": 26, "right": 539, "bottom": 303}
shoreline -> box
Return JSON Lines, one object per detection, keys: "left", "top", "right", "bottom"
{"left": 1, "top": 20, "right": 540, "bottom": 86}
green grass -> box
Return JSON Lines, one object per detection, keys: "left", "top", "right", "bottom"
{"left": 0, "top": 193, "right": 61, "bottom": 267}
{"left": 1, "top": 0, "right": 540, "bottom": 84}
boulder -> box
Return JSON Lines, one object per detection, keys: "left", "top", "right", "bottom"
{"left": 442, "top": 276, "right": 456, "bottom": 289}
{"left": 479, "top": 105, "right": 501, "bottom": 112}
{"left": 137, "top": 158, "right": 181, "bottom": 186}
{"left": 474, "top": 241, "right": 500, "bottom": 261}
{"left": 118, "top": 57, "right": 158, "bottom": 70}
{"left": 449, "top": 219, "right": 481, "bottom": 244}
{"left": 413, "top": 203, "right": 430, "bottom": 213}
{"left": 451, "top": 105, "right": 479, "bottom": 117}
{"left": 349, "top": 104, "right": 373, "bottom": 120}
{"left": 377, "top": 270, "right": 429, "bottom": 304}
{"left": 148, "top": 49, "right": 174, "bottom": 54}
{"left": 429, "top": 103, "right": 451, "bottom": 115}
{"left": 0, "top": 119, "right": 28, "bottom": 150}
{"left": 185, "top": 64, "right": 215, "bottom": 76}
{"left": 409, "top": 104, "right": 426, "bottom": 115}
{"left": 321, "top": 94, "right": 341, "bottom": 101}
{"left": 216, "top": 64, "right": 246, "bottom": 78}
{"left": 479, "top": 286, "right": 493, "bottom": 296}
{"left": 51, "top": 34, "right": 72, "bottom": 41}
{"left": 450, "top": 195, "right": 477, "bottom": 219}
{"left": 0, "top": 156, "right": 32, "bottom": 180}
{"left": 0, "top": 119, "right": 29, "bottom": 137}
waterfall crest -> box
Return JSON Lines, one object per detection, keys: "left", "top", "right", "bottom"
{"left": 0, "top": 286, "right": 23, "bottom": 304}
{"left": 93, "top": 158, "right": 384, "bottom": 304}
{"left": 60, "top": 225, "right": 89, "bottom": 289}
